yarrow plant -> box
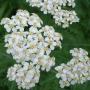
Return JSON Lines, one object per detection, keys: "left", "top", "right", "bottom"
{"left": 1, "top": 10, "right": 43, "bottom": 32}
{"left": 55, "top": 48, "right": 90, "bottom": 88}
{"left": 7, "top": 62, "right": 40, "bottom": 89}
{"left": 0, "top": 1, "right": 88, "bottom": 90}
{"left": 26, "top": 0, "right": 79, "bottom": 28}
{"left": 1, "top": 9, "right": 63, "bottom": 89}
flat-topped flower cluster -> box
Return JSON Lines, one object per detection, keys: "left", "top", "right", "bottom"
{"left": 55, "top": 48, "right": 90, "bottom": 88}
{"left": 26, "top": 0, "right": 79, "bottom": 28}
{"left": 1, "top": 10, "right": 63, "bottom": 89}
{"left": 7, "top": 62, "right": 40, "bottom": 89}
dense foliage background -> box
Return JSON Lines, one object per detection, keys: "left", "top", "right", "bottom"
{"left": 0, "top": 0, "right": 90, "bottom": 90}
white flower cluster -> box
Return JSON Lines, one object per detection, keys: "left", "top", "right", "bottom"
{"left": 55, "top": 48, "right": 90, "bottom": 88}
{"left": 1, "top": 10, "right": 63, "bottom": 89}
{"left": 7, "top": 62, "right": 40, "bottom": 89}
{"left": 4, "top": 30, "right": 57, "bottom": 71}
{"left": 1, "top": 10, "right": 43, "bottom": 32}
{"left": 1, "top": 10, "right": 63, "bottom": 71}
{"left": 26, "top": 0, "right": 79, "bottom": 28}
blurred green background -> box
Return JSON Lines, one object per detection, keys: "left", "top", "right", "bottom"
{"left": 0, "top": 0, "right": 90, "bottom": 90}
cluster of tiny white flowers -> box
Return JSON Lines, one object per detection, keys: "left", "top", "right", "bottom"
{"left": 55, "top": 48, "right": 90, "bottom": 88}
{"left": 1, "top": 9, "right": 63, "bottom": 89}
{"left": 36, "top": 55, "right": 55, "bottom": 72}
{"left": 1, "top": 10, "right": 43, "bottom": 32}
{"left": 53, "top": 10, "right": 79, "bottom": 28}
{"left": 7, "top": 62, "right": 40, "bottom": 89}
{"left": 4, "top": 26, "right": 62, "bottom": 71}
{"left": 26, "top": 0, "right": 79, "bottom": 28}
{"left": 1, "top": 10, "right": 62, "bottom": 71}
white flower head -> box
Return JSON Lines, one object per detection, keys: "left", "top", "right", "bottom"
{"left": 55, "top": 48, "right": 90, "bottom": 88}
{"left": 26, "top": 0, "right": 42, "bottom": 7}
{"left": 1, "top": 10, "right": 43, "bottom": 32}
{"left": 1, "top": 9, "right": 63, "bottom": 72}
{"left": 1, "top": 9, "right": 63, "bottom": 89}
{"left": 26, "top": 0, "right": 79, "bottom": 28}
{"left": 7, "top": 62, "right": 40, "bottom": 89}
{"left": 37, "top": 55, "right": 55, "bottom": 72}
{"left": 4, "top": 25, "right": 62, "bottom": 64}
